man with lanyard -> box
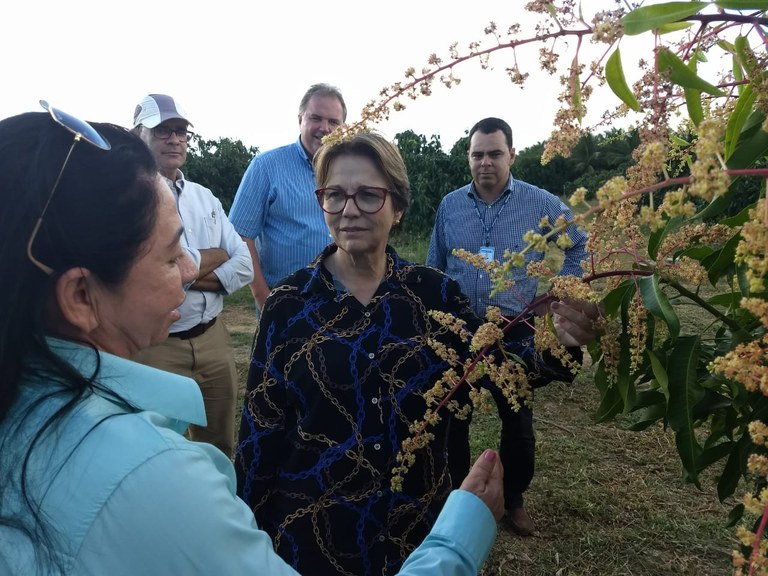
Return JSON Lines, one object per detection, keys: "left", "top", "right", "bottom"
{"left": 228, "top": 83, "right": 346, "bottom": 314}
{"left": 427, "top": 116, "right": 588, "bottom": 536}
{"left": 132, "top": 94, "right": 254, "bottom": 458}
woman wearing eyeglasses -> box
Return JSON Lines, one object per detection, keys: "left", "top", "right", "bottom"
{"left": 235, "top": 132, "right": 599, "bottom": 575}
{"left": 0, "top": 108, "right": 508, "bottom": 576}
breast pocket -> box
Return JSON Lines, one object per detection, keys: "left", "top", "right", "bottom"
{"left": 202, "top": 214, "right": 220, "bottom": 247}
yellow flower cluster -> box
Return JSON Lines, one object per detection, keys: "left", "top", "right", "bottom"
{"left": 534, "top": 319, "right": 582, "bottom": 376}
{"left": 470, "top": 322, "right": 505, "bottom": 353}
{"left": 549, "top": 275, "right": 600, "bottom": 305}
{"left": 453, "top": 248, "right": 497, "bottom": 273}
{"left": 750, "top": 421, "right": 768, "bottom": 449}
{"left": 735, "top": 199, "right": 768, "bottom": 293}
{"left": 689, "top": 119, "right": 730, "bottom": 202}
{"left": 748, "top": 453, "right": 768, "bottom": 476}
{"left": 428, "top": 309, "right": 471, "bottom": 341}
{"left": 656, "top": 256, "right": 708, "bottom": 285}
{"left": 598, "top": 319, "right": 621, "bottom": 388}
{"left": 656, "top": 223, "right": 733, "bottom": 261}
{"left": 628, "top": 295, "right": 648, "bottom": 373}
{"left": 710, "top": 336, "right": 768, "bottom": 395}
{"left": 658, "top": 188, "right": 697, "bottom": 220}
{"left": 591, "top": 9, "right": 624, "bottom": 44}
{"left": 428, "top": 338, "right": 461, "bottom": 365}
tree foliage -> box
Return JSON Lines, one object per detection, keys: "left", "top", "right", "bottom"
{"left": 185, "top": 135, "right": 258, "bottom": 212}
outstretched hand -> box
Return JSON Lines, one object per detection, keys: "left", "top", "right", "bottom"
{"left": 458, "top": 449, "right": 504, "bottom": 521}
{"left": 550, "top": 297, "right": 602, "bottom": 347}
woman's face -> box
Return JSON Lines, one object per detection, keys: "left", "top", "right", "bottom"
{"left": 89, "top": 176, "right": 197, "bottom": 358}
{"left": 322, "top": 154, "right": 402, "bottom": 260}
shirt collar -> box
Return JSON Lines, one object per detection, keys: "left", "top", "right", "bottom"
{"left": 299, "top": 244, "right": 418, "bottom": 297}
{"left": 468, "top": 175, "right": 514, "bottom": 204}
{"left": 163, "top": 170, "right": 186, "bottom": 195}
{"left": 45, "top": 338, "right": 206, "bottom": 427}
{"left": 293, "top": 136, "right": 313, "bottom": 168}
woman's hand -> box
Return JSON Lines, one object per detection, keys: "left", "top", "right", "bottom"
{"left": 550, "top": 297, "right": 603, "bottom": 347}
{"left": 458, "top": 449, "right": 504, "bottom": 521}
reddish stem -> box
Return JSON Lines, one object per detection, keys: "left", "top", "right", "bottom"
{"left": 748, "top": 503, "right": 768, "bottom": 576}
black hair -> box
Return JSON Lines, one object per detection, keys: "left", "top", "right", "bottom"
{"left": 468, "top": 117, "right": 514, "bottom": 149}
{"left": 0, "top": 111, "right": 159, "bottom": 572}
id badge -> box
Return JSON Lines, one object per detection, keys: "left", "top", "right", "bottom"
{"left": 479, "top": 246, "right": 495, "bottom": 263}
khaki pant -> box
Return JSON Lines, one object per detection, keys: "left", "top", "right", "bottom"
{"left": 134, "top": 318, "right": 238, "bottom": 458}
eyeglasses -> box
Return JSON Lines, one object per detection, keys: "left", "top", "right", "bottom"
{"left": 27, "top": 100, "right": 111, "bottom": 275}
{"left": 151, "top": 125, "right": 192, "bottom": 142}
{"left": 315, "top": 186, "right": 389, "bottom": 215}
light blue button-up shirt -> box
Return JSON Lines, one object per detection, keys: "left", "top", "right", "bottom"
{"left": 229, "top": 138, "right": 333, "bottom": 287}
{"left": 428, "top": 176, "right": 588, "bottom": 318}
{"left": 0, "top": 340, "right": 496, "bottom": 575}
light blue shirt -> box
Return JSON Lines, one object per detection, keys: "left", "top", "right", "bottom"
{"left": 427, "top": 176, "right": 588, "bottom": 317}
{"left": 0, "top": 340, "right": 497, "bottom": 575}
{"left": 228, "top": 138, "right": 332, "bottom": 287}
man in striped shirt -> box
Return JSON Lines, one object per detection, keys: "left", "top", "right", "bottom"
{"left": 427, "top": 116, "right": 589, "bottom": 537}
{"left": 229, "top": 83, "right": 346, "bottom": 312}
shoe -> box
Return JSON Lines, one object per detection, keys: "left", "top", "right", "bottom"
{"left": 502, "top": 507, "right": 535, "bottom": 536}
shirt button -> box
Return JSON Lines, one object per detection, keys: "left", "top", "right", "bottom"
{"left": 378, "top": 535, "right": 385, "bottom": 542}
{"left": 374, "top": 443, "right": 381, "bottom": 450}
{"left": 377, "top": 490, "right": 383, "bottom": 497}
{"left": 371, "top": 398, "right": 378, "bottom": 405}
{"left": 368, "top": 352, "right": 375, "bottom": 359}
{"left": 364, "top": 311, "right": 371, "bottom": 317}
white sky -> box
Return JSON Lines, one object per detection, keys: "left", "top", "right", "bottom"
{"left": 3, "top": 1, "right": 648, "bottom": 153}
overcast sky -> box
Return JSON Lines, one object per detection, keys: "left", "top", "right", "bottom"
{"left": 3, "top": 1, "right": 649, "bottom": 153}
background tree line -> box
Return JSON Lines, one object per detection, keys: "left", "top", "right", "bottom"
{"left": 185, "top": 127, "right": 763, "bottom": 234}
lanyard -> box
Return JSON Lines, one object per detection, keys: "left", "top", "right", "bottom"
{"left": 472, "top": 189, "right": 513, "bottom": 246}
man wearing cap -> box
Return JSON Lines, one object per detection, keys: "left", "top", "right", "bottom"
{"left": 132, "top": 94, "right": 254, "bottom": 458}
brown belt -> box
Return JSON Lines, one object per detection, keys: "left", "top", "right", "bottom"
{"left": 169, "top": 317, "right": 217, "bottom": 340}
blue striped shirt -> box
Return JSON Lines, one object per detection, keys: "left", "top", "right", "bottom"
{"left": 426, "top": 177, "right": 588, "bottom": 317}
{"left": 229, "top": 137, "right": 332, "bottom": 286}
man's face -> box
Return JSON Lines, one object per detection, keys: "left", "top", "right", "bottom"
{"left": 137, "top": 119, "right": 190, "bottom": 180}
{"left": 299, "top": 95, "right": 344, "bottom": 157}
{"left": 468, "top": 130, "right": 515, "bottom": 199}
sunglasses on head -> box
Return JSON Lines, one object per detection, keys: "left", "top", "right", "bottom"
{"left": 27, "top": 101, "right": 111, "bottom": 275}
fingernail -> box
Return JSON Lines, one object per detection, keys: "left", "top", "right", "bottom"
{"left": 483, "top": 450, "right": 496, "bottom": 461}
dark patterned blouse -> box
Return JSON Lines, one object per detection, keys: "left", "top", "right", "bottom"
{"left": 235, "top": 244, "right": 530, "bottom": 576}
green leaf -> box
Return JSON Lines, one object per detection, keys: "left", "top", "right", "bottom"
{"left": 727, "top": 111, "right": 768, "bottom": 169}
{"left": 732, "top": 54, "right": 744, "bottom": 92}
{"left": 718, "top": 433, "right": 752, "bottom": 501}
{"left": 684, "top": 58, "right": 704, "bottom": 126}
{"left": 702, "top": 232, "right": 742, "bottom": 285}
{"left": 593, "top": 361, "right": 624, "bottom": 421}
{"left": 601, "top": 281, "right": 634, "bottom": 317}
{"left": 638, "top": 275, "right": 681, "bottom": 338}
{"left": 667, "top": 335, "right": 704, "bottom": 483}
{"left": 715, "top": 0, "right": 768, "bottom": 9}
{"left": 657, "top": 48, "right": 725, "bottom": 96}
{"left": 605, "top": 48, "right": 640, "bottom": 112}
{"left": 735, "top": 34, "right": 754, "bottom": 75}
{"left": 670, "top": 134, "right": 691, "bottom": 147}
{"left": 570, "top": 55, "right": 583, "bottom": 122}
{"left": 648, "top": 349, "right": 670, "bottom": 400}
{"left": 627, "top": 403, "right": 667, "bottom": 431}
{"left": 623, "top": 2, "right": 707, "bottom": 35}
{"left": 658, "top": 21, "right": 694, "bottom": 34}
{"left": 725, "top": 83, "right": 756, "bottom": 160}
{"left": 648, "top": 215, "right": 683, "bottom": 260}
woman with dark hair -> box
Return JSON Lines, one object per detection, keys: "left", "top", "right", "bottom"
{"left": 0, "top": 106, "right": 504, "bottom": 576}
